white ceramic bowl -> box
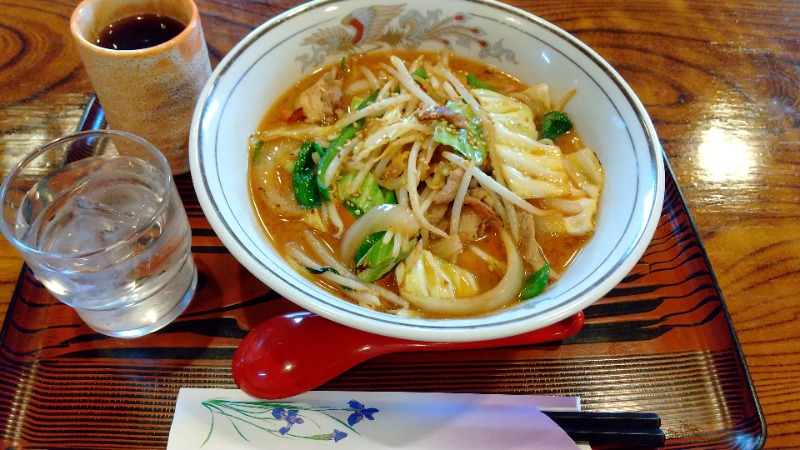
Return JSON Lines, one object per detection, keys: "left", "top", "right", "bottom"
{"left": 190, "top": 0, "right": 665, "bottom": 342}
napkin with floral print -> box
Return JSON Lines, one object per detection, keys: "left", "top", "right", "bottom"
{"left": 168, "top": 389, "right": 583, "bottom": 449}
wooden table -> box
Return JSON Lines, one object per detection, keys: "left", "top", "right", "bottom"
{"left": 1, "top": 0, "right": 798, "bottom": 447}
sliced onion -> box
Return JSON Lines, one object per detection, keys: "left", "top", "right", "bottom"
{"left": 399, "top": 223, "right": 525, "bottom": 316}
{"left": 252, "top": 138, "right": 305, "bottom": 218}
{"left": 429, "top": 235, "right": 463, "bottom": 260}
{"left": 340, "top": 204, "right": 420, "bottom": 265}
{"left": 291, "top": 236, "right": 410, "bottom": 308}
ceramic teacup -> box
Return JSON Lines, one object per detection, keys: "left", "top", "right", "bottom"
{"left": 70, "top": 0, "right": 211, "bottom": 174}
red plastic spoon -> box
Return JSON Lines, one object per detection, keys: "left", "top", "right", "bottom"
{"left": 232, "top": 311, "right": 585, "bottom": 399}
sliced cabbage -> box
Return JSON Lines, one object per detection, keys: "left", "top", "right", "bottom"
{"left": 536, "top": 147, "right": 604, "bottom": 236}
{"left": 562, "top": 198, "right": 597, "bottom": 235}
{"left": 398, "top": 249, "right": 479, "bottom": 298}
{"left": 472, "top": 89, "right": 571, "bottom": 199}
{"left": 432, "top": 100, "right": 486, "bottom": 164}
{"left": 563, "top": 146, "right": 604, "bottom": 200}
{"left": 397, "top": 225, "right": 526, "bottom": 316}
{"left": 337, "top": 170, "right": 396, "bottom": 218}
{"left": 536, "top": 196, "right": 597, "bottom": 236}
{"left": 518, "top": 83, "right": 551, "bottom": 123}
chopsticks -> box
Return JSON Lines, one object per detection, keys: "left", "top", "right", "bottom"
{"left": 542, "top": 410, "right": 665, "bottom": 447}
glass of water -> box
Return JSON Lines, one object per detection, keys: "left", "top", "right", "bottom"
{"left": 0, "top": 130, "right": 197, "bottom": 338}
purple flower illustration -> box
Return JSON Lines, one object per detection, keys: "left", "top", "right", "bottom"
{"left": 347, "top": 400, "right": 379, "bottom": 426}
{"left": 201, "top": 398, "right": 379, "bottom": 445}
{"left": 271, "top": 407, "right": 304, "bottom": 434}
{"left": 332, "top": 429, "right": 348, "bottom": 442}
{"left": 308, "top": 429, "right": 348, "bottom": 442}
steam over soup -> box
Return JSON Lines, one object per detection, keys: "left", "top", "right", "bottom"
{"left": 249, "top": 51, "right": 603, "bottom": 318}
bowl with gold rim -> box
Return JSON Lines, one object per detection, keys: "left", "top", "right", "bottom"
{"left": 189, "top": 0, "right": 664, "bottom": 342}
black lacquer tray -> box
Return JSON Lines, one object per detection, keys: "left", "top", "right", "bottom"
{"left": 0, "top": 98, "right": 765, "bottom": 448}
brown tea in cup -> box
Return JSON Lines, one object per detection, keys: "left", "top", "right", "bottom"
{"left": 95, "top": 14, "right": 186, "bottom": 50}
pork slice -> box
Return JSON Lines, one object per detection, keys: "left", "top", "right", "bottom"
{"left": 431, "top": 167, "right": 464, "bottom": 205}
{"left": 519, "top": 211, "right": 546, "bottom": 270}
{"left": 296, "top": 68, "right": 343, "bottom": 123}
{"left": 463, "top": 195, "right": 500, "bottom": 221}
{"left": 415, "top": 105, "right": 470, "bottom": 129}
{"left": 425, "top": 203, "right": 449, "bottom": 231}
{"left": 457, "top": 207, "right": 487, "bottom": 243}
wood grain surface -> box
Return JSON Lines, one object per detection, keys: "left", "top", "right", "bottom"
{"left": 0, "top": 0, "right": 798, "bottom": 448}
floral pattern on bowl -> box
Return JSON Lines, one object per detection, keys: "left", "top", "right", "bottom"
{"left": 297, "top": 4, "right": 517, "bottom": 71}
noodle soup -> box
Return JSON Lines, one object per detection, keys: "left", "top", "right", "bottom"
{"left": 249, "top": 51, "right": 603, "bottom": 318}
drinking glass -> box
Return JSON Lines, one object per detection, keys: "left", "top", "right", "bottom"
{"left": 0, "top": 130, "right": 197, "bottom": 337}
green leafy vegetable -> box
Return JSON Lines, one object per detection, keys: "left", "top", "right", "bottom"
{"left": 432, "top": 100, "right": 486, "bottom": 164}
{"left": 355, "top": 234, "right": 416, "bottom": 282}
{"left": 316, "top": 90, "right": 380, "bottom": 201}
{"left": 411, "top": 68, "right": 428, "bottom": 80}
{"left": 466, "top": 73, "right": 496, "bottom": 91}
{"left": 292, "top": 141, "right": 323, "bottom": 208}
{"left": 521, "top": 263, "right": 550, "bottom": 300}
{"left": 352, "top": 88, "right": 380, "bottom": 122}
{"left": 541, "top": 111, "right": 573, "bottom": 141}
{"left": 339, "top": 171, "right": 402, "bottom": 281}
{"left": 338, "top": 171, "right": 396, "bottom": 219}
{"left": 354, "top": 232, "right": 385, "bottom": 264}
{"left": 316, "top": 126, "right": 357, "bottom": 201}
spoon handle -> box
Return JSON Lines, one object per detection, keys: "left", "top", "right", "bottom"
{"left": 233, "top": 311, "right": 585, "bottom": 400}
